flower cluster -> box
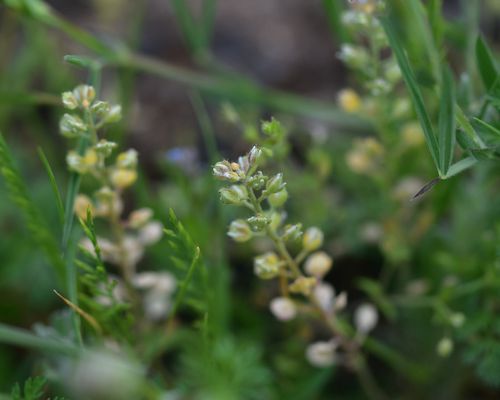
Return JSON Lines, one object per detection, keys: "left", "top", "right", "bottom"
{"left": 60, "top": 84, "right": 174, "bottom": 321}
{"left": 214, "top": 144, "right": 378, "bottom": 368}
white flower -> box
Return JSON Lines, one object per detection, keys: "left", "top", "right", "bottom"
{"left": 132, "top": 272, "right": 177, "bottom": 321}
{"left": 313, "top": 282, "right": 335, "bottom": 312}
{"left": 138, "top": 221, "right": 163, "bottom": 245}
{"left": 354, "top": 303, "right": 378, "bottom": 334}
{"left": 304, "top": 251, "right": 333, "bottom": 278}
{"left": 436, "top": 337, "right": 453, "bottom": 357}
{"left": 128, "top": 208, "right": 153, "bottom": 228}
{"left": 334, "top": 291, "right": 348, "bottom": 311}
{"left": 269, "top": 297, "right": 297, "bottom": 321}
{"left": 306, "top": 340, "right": 338, "bottom": 367}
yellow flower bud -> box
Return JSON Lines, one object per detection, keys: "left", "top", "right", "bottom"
{"left": 303, "top": 227, "right": 324, "bottom": 251}
{"left": 338, "top": 89, "right": 362, "bottom": 113}
{"left": 289, "top": 276, "right": 317, "bottom": 296}
{"left": 82, "top": 149, "right": 98, "bottom": 168}
{"left": 111, "top": 168, "right": 137, "bottom": 189}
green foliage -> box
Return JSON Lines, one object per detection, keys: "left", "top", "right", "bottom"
{"left": 11, "top": 377, "right": 46, "bottom": 400}
{"left": 163, "top": 209, "right": 207, "bottom": 315}
{"left": 0, "top": 133, "right": 65, "bottom": 282}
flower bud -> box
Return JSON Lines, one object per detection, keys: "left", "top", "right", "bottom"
{"left": 248, "top": 145, "right": 263, "bottom": 166}
{"left": 75, "top": 85, "right": 95, "bottom": 108}
{"left": 306, "top": 340, "right": 337, "bottom": 367}
{"left": 66, "top": 151, "right": 84, "bottom": 173}
{"left": 282, "top": 223, "right": 303, "bottom": 242}
{"left": 138, "top": 221, "right": 163, "bottom": 245}
{"left": 338, "top": 88, "right": 361, "bottom": 113}
{"left": 450, "top": 312, "right": 465, "bottom": 328}
{"left": 354, "top": 303, "right": 378, "bottom": 334}
{"left": 247, "top": 215, "right": 270, "bottom": 232}
{"left": 265, "top": 173, "right": 285, "bottom": 195}
{"left": 128, "top": 208, "right": 153, "bottom": 228}
{"left": 313, "top": 282, "right": 335, "bottom": 312}
{"left": 60, "top": 113, "right": 87, "bottom": 138}
{"left": 111, "top": 168, "right": 137, "bottom": 189}
{"left": 106, "top": 105, "right": 122, "bottom": 123}
{"left": 91, "top": 101, "right": 110, "bottom": 118}
{"left": 213, "top": 160, "right": 240, "bottom": 182}
{"left": 289, "top": 276, "right": 316, "bottom": 296}
{"left": 227, "top": 219, "right": 252, "bottom": 242}
{"left": 219, "top": 185, "right": 248, "bottom": 205}
{"left": 270, "top": 297, "right": 297, "bottom": 321}
{"left": 338, "top": 44, "right": 370, "bottom": 69}
{"left": 254, "top": 252, "right": 281, "bottom": 279}
{"left": 62, "top": 91, "right": 78, "bottom": 109}
{"left": 268, "top": 188, "right": 288, "bottom": 208}
{"left": 303, "top": 227, "right": 324, "bottom": 251}
{"left": 237, "top": 155, "right": 250, "bottom": 174}
{"left": 436, "top": 337, "right": 453, "bottom": 357}
{"left": 248, "top": 171, "right": 267, "bottom": 190}
{"left": 116, "top": 149, "right": 138, "bottom": 169}
{"left": 95, "top": 140, "right": 117, "bottom": 157}
{"left": 334, "top": 291, "right": 348, "bottom": 311}
{"left": 304, "top": 251, "right": 332, "bottom": 278}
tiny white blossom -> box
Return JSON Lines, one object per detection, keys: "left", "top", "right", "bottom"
{"left": 313, "top": 282, "right": 335, "bottom": 312}
{"left": 269, "top": 297, "right": 297, "bottom": 321}
{"left": 354, "top": 303, "right": 378, "bottom": 334}
{"left": 306, "top": 340, "right": 338, "bottom": 367}
{"left": 138, "top": 221, "right": 163, "bottom": 245}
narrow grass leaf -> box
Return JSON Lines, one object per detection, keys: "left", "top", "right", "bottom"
{"left": 438, "top": 66, "right": 456, "bottom": 175}
{"left": 0, "top": 323, "right": 80, "bottom": 357}
{"left": 37, "top": 147, "right": 64, "bottom": 224}
{"left": 473, "top": 117, "right": 500, "bottom": 138}
{"left": 381, "top": 17, "right": 440, "bottom": 173}
{"left": 54, "top": 290, "right": 102, "bottom": 334}
{"left": 476, "top": 36, "right": 499, "bottom": 92}
{"left": 444, "top": 157, "right": 477, "bottom": 179}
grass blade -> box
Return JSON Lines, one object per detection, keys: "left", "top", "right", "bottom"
{"left": 444, "top": 157, "right": 477, "bottom": 179}
{"left": 476, "top": 36, "right": 499, "bottom": 92}
{"left": 438, "top": 66, "right": 456, "bottom": 175}
{"left": 37, "top": 147, "right": 64, "bottom": 224}
{"left": 381, "top": 16, "right": 440, "bottom": 173}
{"left": 0, "top": 323, "right": 80, "bottom": 357}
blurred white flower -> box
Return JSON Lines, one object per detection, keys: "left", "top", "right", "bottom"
{"left": 304, "top": 251, "right": 333, "bottom": 278}
{"left": 354, "top": 303, "right": 378, "bottom": 334}
{"left": 68, "top": 350, "right": 143, "bottom": 400}
{"left": 269, "top": 297, "right": 297, "bottom": 321}
{"left": 138, "top": 221, "right": 163, "bottom": 245}
{"left": 306, "top": 339, "right": 338, "bottom": 367}
{"left": 436, "top": 337, "right": 453, "bottom": 357}
{"left": 313, "top": 282, "right": 335, "bottom": 312}
{"left": 360, "top": 222, "right": 383, "bottom": 244}
{"left": 129, "top": 208, "right": 153, "bottom": 228}
{"left": 133, "top": 271, "right": 177, "bottom": 321}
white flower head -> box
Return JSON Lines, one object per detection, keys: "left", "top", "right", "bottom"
{"left": 269, "top": 297, "right": 297, "bottom": 321}
{"left": 138, "top": 221, "right": 163, "bottom": 245}
{"left": 306, "top": 339, "right": 338, "bottom": 367}
{"left": 354, "top": 303, "right": 378, "bottom": 334}
{"left": 304, "top": 251, "right": 333, "bottom": 278}
{"left": 313, "top": 282, "right": 335, "bottom": 312}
